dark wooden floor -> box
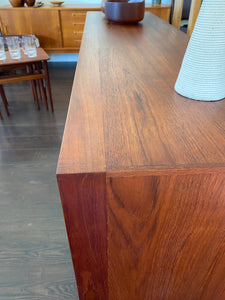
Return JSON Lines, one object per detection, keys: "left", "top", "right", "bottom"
{"left": 0, "top": 62, "right": 79, "bottom": 300}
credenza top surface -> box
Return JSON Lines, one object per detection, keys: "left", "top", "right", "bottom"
{"left": 57, "top": 12, "right": 225, "bottom": 176}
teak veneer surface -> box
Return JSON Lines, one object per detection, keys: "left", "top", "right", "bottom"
{"left": 57, "top": 12, "right": 225, "bottom": 175}
{"left": 57, "top": 12, "right": 225, "bottom": 300}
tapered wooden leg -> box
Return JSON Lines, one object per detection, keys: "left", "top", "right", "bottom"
{"left": 0, "top": 85, "right": 8, "bottom": 105}
{"left": 31, "top": 65, "right": 42, "bottom": 102}
{"left": 36, "top": 63, "right": 43, "bottom": 100}
{"left": 43, "top": 61, "right": 54, "bottom": 112}
{"left": 40, "top": 79, "right": 48, "bottom": 110}
{"left": 35, "top": 63, "right": 48, "bottom": 110}
{"left": 37, "top": 79, "right": 42, "bottom": 99}
{"left": 31, "top": 80, "right": 40, "bottom": 110}
{"left": 27, "top": 65, "right": 40, "bottom": 110}
{"left": 0, "top": 85, "right": 10, "bottom": 116}
{"left": 26, "top": 65, "right": 35, "bottom": 102}
{"left": 0, "top": 108, "right": 2, "bottom": 119}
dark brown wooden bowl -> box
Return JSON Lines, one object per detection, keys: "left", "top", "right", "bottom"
{"left": 105, "top": 0, "right": 145, "bottom": 24}
{"left": 25, "top": 0, "right": 35, "bottom": 6}
{"left": 9, "top": 0, "right": 24, "bottom": 7}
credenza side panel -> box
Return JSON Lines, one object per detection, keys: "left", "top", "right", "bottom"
{"left": 107, "top": 172, "right": 225, "bottom": 300}
{"left": 57, "top": 173, "right": 108, "bottom": 300}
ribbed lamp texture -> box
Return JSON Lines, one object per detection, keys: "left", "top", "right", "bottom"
{"left": 175, "top": 0, "right": 225, "bottom": 101}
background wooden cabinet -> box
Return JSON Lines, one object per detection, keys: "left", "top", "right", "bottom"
{"left": 0, "top": 5, "right": 170, "bottom": 53}
{"left": 146, "top": 6, "right": 171, "bottom": 21}
{"left": 0, "top": 9, "right": 62, "bottom": 50}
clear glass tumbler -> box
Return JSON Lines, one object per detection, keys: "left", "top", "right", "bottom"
{"left": 24, "top": 35, "right": 37, "bottom": 58}
{"left": 6, "top": 36, "right": 21, "bottom": 59}
{"left": 0, "top": 37, "right": 6, "bottom": 60}
{"left": 21, "top": 36, "right": 28, "bottom": 55}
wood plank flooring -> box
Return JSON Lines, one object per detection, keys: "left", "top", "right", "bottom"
{"left": 0, "top": 62, "right": 79, "bottom": 300}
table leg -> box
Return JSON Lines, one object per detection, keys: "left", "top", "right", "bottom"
{"left": 35, "top": 62, "right": 48, "bottom": 110}
{"left": 33, "top": 64, "right": 42, "bottom": 101}
{"left": 43, "top": 61, "right": 54, "bottom": 112}
{"left": 0, "top": 85, "right": 10, "bottom": 116}
{"left": 31, "top": 80, "right": 40, "bottom": 110}
{"left": 27, "top": 65, "right": 40, "bottom": 110}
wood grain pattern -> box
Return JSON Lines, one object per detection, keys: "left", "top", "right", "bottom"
{"left": 57, "top": 173, "right": 108, "bottom": 300}
{"left": 57, "top": 12, "right": 225, "bottom": 300}
{"left": 107, "top": 172, "right": 225, "bottom": 300}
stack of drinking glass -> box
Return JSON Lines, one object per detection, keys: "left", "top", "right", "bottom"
{"left": 0, "top": 35, "right": 39, "bottom": 60}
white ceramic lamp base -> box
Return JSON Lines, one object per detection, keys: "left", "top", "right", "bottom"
{"left": 175, "top": 0, "right": 225, "bottom": 101}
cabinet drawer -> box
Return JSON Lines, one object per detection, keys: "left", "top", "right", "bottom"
{"left": 63, "top": 39, "right": 82, "bottom": 48}
{"left": 72, "top": 23, "right": 85, "bottom": 32}
{"left": 60, "top": 11, "right": 86, "bottom": 48}
{"left": 71, "top": 31, "right": 83, "bottom": 40}
{"left": 71, "top": 12, "right": 86, "bottom": 23}
{"left": 62, "top": 29, "right": 84, "bottom": 47}
{"left": 60, "top": 11, "right": 86, "bottom": 26}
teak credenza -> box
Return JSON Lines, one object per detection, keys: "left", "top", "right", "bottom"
{"left": 57, "top": 12, "right": 225, "bottom": 300}
{"left": 0, "top": 3, "right": 170, "bottom": 53}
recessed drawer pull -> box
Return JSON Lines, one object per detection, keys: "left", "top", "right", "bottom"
{"left": 71, "top": 13, "right": 86, "bottom": 16}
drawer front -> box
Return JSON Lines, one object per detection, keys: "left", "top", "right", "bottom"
{"left": 61, "top": 11, "right": 86, "bottom": 48}
{"left": 70, "top": 12, "right": 86, "bottom": 23}
{"left": 72, "top": 23, "right": 85, "bottom": 32}
{"left": 61, "top": 11, "right": 86, "bottom": 24}
{"left": 62, "top": 38, "right": 82, "bottom": 48}
{"left": 71, "top": 31, "right": 83, "bottom": 40}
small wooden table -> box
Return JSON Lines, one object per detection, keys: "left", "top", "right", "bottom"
{"left": 0, "top": 47, "right": 53, "bottom": 113}
{"left": 57, "top": 12, "right": 225, "bottom": 300}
